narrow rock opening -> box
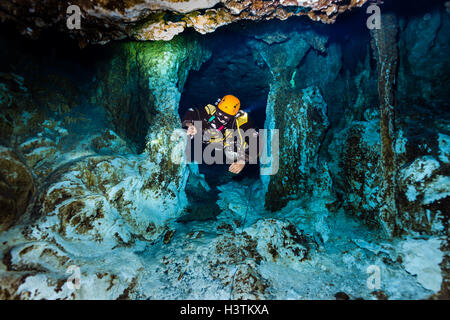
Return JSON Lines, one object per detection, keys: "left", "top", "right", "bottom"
{"left": 177, "top": 30, "right": 273, "bottom": 222}
{"left": 179, "top": 30, "right": 271, "bottom": 189}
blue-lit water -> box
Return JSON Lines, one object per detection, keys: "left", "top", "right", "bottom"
{"left": 0, "top": 0, "right": 448, "bottom": 300}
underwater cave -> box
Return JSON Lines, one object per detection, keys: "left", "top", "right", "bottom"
{"left": 0, "top": 0, "right": 449, "bottom": 302}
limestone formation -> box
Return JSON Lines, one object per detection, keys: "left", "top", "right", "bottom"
{"left": 0, "top": 0, "right": 369, "bottom": 45}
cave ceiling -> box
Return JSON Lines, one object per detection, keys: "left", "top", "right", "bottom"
{"left": 0, "top": 0, "right": 368, "bottom": 46}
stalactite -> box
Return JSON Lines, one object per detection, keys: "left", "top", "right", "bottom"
{"left": 370, "top": 13, "right": 400, "bottom": 237}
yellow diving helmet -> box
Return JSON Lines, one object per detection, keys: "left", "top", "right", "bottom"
{"left": 217, "top": 95, "right": 240, "bottom": 116}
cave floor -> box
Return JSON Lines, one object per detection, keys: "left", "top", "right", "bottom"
{"left": 133, "top": 180, "right": 438, "bottom": 300}
{"left": 0, "top": 174, "right": 442, "bottom": 300}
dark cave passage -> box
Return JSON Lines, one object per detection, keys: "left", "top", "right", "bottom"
{"left": 179, "top": 33, "right": 271, "bottom": 191}
{"left": 179, "top": 29, "right": 270, "bottom": 131}
{"left": 178, "top": 34, "right": 272, "bottom": 222}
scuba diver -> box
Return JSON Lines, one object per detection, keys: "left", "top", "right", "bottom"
{"left": 182, "top": 95, "right": 258, "bottom": 175}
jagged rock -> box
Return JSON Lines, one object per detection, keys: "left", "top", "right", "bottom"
{"left": 33, "top": 153, "right": 190, "bottom": 248}
{"left": 92, "top": 35, "right": 212, "bottom": 234}
{"left": 231, "top": 264, "right": 267, "bottom": 300}
{"left": 254, "top": 31, "right": 289, "bottom": 45}
{"left": 0, "top": 0, "right": 369, "bottom": 45}
{"left": 397, "top": 156, "right": 449, "bottom": 235}
{"left": 244, "top": 219, "right": 311, "bottom": 265}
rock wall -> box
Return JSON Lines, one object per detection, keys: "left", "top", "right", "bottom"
{"left": 329, "top": 9, "right": 450, "bottom": 239}
{"left": 0, "top": 34, "right": 213, "bottom": 299}
{"left": 94, "top": 36, "right": 212, "bottom": 223}
{"left": 248, "top": 7, "right": 449, "bottom": 244}
{"left": 393, "top": 8, "right": 449, "bottom": 240}
{"left": 94, "top": 35, "right": 211, "bottom": 151}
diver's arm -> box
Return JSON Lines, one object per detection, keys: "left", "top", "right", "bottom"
{"left": 224, "top": 129, "right": 246, "bottom": 174}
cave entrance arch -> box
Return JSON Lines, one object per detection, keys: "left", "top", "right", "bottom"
{"left": 179, "top": 32, "right": 271, "bottom": 188}
{"left": 178, "top": 32, "right": 271, "bottom": 222}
